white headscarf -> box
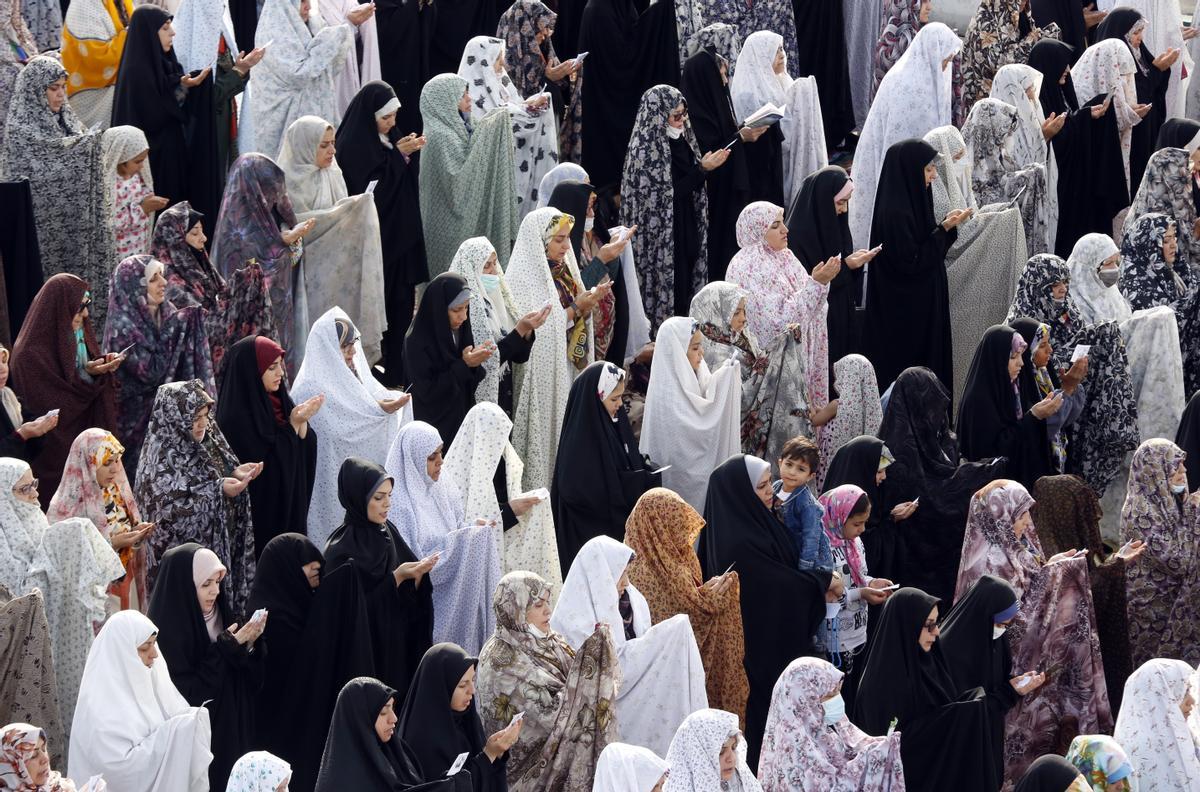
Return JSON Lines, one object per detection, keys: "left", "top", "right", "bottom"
{"left": 68, "top": 610, "right": 212, "bottom": 791}
{"left": 817, "top": 354, "right": 883, "bottom": 487}
{"left": 226, "top": 751, "right": 292, "bottom": 792}
{"left": 447, "top": 237, "right": 518, "bottom": 404}
{"left": 592, "top": 743, "right": 670, "bottom": 792}
{"left": 849, "top": 22, "right": 962, "bottom": 247}
{"left": 172, "top": 0, "right": 239, "bottom": 73}
{"left": 0, "top": 459, "right": 45, "bottom": 593}
{"left": 536, "top": 163, "right": 589, "bottom": 209}
{"left": 385, "top": 420, "right": 502, "bottom": 653}
{"left": 1114, "top": 659, "right": 1200, "bottom": 789}
{"left": 1067, "top": 233, "right": 1132, "bottom": 324}
{"left": 1119, "top": 0, "right": 1190, "bottom": 116}
{"left": 504, "top": 207, "right": 592, "bottom": 492}
{"left": 276, "top": 115, "right": 348, "bottom": 213}
{"left": 990, "top": 64, "right": 1049, "bottom": 170}
{"left": 291, "top": 306, "right": 410, "bottom": 548}
{"left": 458, "top": 35, "right": 522, "bottom": 117}
{"left": 663, "top": 709, "right": 763, "bottom": 792}
{"left": 641, "top": 317, "right": 743, "bottom": 511}
{"left": 441, "top": 401, "right": 562, "bottom": 591}
{"left": 549, "top": 535, "right": 649, "bottom": 652}
{"left": 729, "top": 31, "right": 788, "bottom": 122}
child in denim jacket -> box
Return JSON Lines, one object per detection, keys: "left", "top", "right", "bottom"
{"left": 773, "top": 436, "right": 830, "bottom": 570}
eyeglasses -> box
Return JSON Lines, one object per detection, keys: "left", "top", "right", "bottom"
{"left": 921, "top": 620, "right": 939, "bottom": 632}
{"left": 14, "top": 478, "right": 38, "bottom": 495}
{"left": 340, "top": 334, "right": 361, "bottom": 349}
{"left": 78, "top": 299, "right": 92, "bottom": 312}
{"left": 668, "top": 110, "right": 688, "bottom": 123}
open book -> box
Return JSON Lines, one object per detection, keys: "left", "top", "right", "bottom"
{"left": 743, "top": 102, "right": 786, "bottom": 129}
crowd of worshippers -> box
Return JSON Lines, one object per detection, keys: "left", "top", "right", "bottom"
{"left": 7, "top": 0, "right": 1200, "bottom": 785}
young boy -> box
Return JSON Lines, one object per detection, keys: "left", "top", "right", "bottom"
{"left": 775, "top": 436, "right": 829, "bottom": 570}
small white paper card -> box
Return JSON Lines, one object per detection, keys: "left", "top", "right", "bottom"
{"left": 366, "top": 179, "right": 379, "bottom": 194}
{"left": 1071, "top": 345, "right": 1090, "bottom": 363}
{"left": 446, "top": 752, "right": 469, "bottom": 776}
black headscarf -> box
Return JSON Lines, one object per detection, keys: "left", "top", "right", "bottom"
{"left": 111, "top": 5, "right": 185, "bottom": 131}
{"left": 547, "top": 179, "right": 596, "bottom": 261}
{"left": 146, "top": 543, "right": 231, "bottom": 677}
{"left": 336, "top": 82, "right": 403, "bottom": 195}
{"left": 1176, "top": 390, "right": 1200, "bottom": 489}
{"left": 870, "top": 138, "right": 938, "bottom": 247}
{"left": 247, "top": 533, "right": 322, "bottom": 639}
{"left": 1012, "top": 755, "right": 1085, "bottom": 792}
{"left": 315, "top": 676, "right": 457, "bottom": 791}
{"left": 1157, "top": 118, "right": 1200, "bottom": 151}
{"left": 551, "top": 360, "right": 652, "bottom": 576}
{"left": 852, "top": 587, "right": 955, "bottom": 732}
{"left": 1027, "top": 40, "right": 1078, "bottom": 117}
{"left": 700, "top": 454, "right": 831, "bottom": 768}
{"left": 937, "top": 574, "right": 1018, "bottom": 694}
{"left": 404, "top": 273, "right": 485, "bottom": 445}
{"left": 216, "top": 336, "right": 295, "bottom": 457}
{"left": 787, "top": 166, "right": 855, "bottom": 270}
{"left": 325, "top": 457, "right": 403, "bottom": 582}
{"left": 1095, "top": 9, "right": 1152, "bottom": 71}
{"left": 397, "top": 643, "right": 486, "bottom": 776}
{"left": 824, "top": 435, "right": 895, "bottom": 575}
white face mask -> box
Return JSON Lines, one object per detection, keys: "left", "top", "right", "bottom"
{"left": 821, "top": 693, "right": 846, "bottom": 726}
{"left": 584, "top": 216, "right": 594, "bottom": 232}
{"left": 527, "top": 623, "right": 550, "bottom": 639}
{"left": 1171, "top": 482, "right": 1188, "bottom": 495}
{"left": 824, "top": 601, "right": 842, "bottom": 620}
{"left": 992, "top": 625, "right": 1007, "bottom": 640}
{"left": 665, "top": 124, "right": 684, "bottom": 140}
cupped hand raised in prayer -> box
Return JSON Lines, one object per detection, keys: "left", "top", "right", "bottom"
{"left": 394, "top": 553, "right": 439, "bottom": 586}
{"left": 699, "top": 149, "right": 729, "bottom": 171}
{"left": 1059, "top": 356, "right": 1088, "bottom": 394}
{"left": 229, "top": 614, "right": 267, "bottom": 645}
{"left": 508, "top": 495, "right": 540, "bottom": 516}
{"left": 111, "top": 521, "right": 154, "bottom": 551}
{"left": 1133, "top": 103, "right": 1153, "bottom": 119}
{"left": 233, "top": 47, "right": 267, "bottom": 74}
{"left": 942, "top": 208, "right": 973, "bottom": 230}
{"left": 1115, "top": 539, "right": 1146, "bottom": 563}
{"left": 598, "top": 225, "right": 636, "bottom": 262}
{"left": 17, "top": 412, "right": 58, "bottom": 439}
{"left": 516, "top": 305, "right": 552, "bottom": 337}
{"left": 1082, "top": 3, "right": 1106, "bottom": 27}
{"left": 346, "top": 2, "right": 375, "bottom": 24}
{"left": 1153, "top": 47, "right": 1181, "bottom": 71}
{"left": 281, "top": 218, "right": 317, "bottom": 246}
{"left": 180, "top": 67, "right": 210, "bottom": 88}
{"left": 845, "top": 247, "right": 880, "bottom": 269}
{"left": 1047, "top": 548, "right": 1086, "bottom": 564}
{"left": 1090, "top": 97, "right": 1111, "bottom": 118}
{"left": 484, "top": 718, "right": 523, "bottom": 761}
{"left": 1041, "top": 112, "right": 1065, "bottom": 140}
{"left": 811, "top": 254, "right": 842, "bottom": 285}
{"left": 397, "top": 133, "right": 427, "bottom": 155}
{"left": 1185, "top": 26, "right": 1200, "bottom": 41}
{"left": 379, "top": 393, "right": 411, "bottom": 414}
{"left": 462, "top": 343, "right": 495, "bottom": 367}
{"left": 290, "top": 395, "right": 325, "bottom": 435}
{"left": 140, "top": 195, "right": 170, "bottom": 214}
{"left": 85, "top": 353, "right": 123, "bottom": 376}
{"left": 1029, "top": 391, "right": 1064, "bottom": 419}
{"left": 222, "top": 475, "right": 252, "bottom": 497}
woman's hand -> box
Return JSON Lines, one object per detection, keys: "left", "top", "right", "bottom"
{"left": 1115, "top": 539, "right": 1145, "bottom": 563}
{"left": 942, "top": 208, "right": 973, "bottom": 230}
{"left": 229, "top": 614, "right": 267, "bottom": 646}
{"left": 85, "top": 353, "right": 123, "bottom": 376}
{"left": 516, "top": 305, "right": 551, "bottom": 337}
{"left": 701, "top": 572, "right": 735, "bottom": 596}
{"left": 462, "top": 343, "right": 495, "bottom": 367}
{"left": 1090, "top": 97, "right": 1112, "bottom": 118}
{"left": 1058, "top": 356, "right": 1088, "bottom": 395}
{"left": 544, "top": 57, "right": 579, "bottom": 81}
{"left": 1010, "top": 671, "right": 1046, "bottom": 695}
{"left": 281, "top": 218, "right": 317, "bottom": 246}
{"left": 859, "top": 586, "right": 890, "bottom": 605}
{"left": 1041, "top": 112, "right": 1066, "bottom": 140}
{"left": 1082, "top": 3, "right": 1106, "bottom": 27}
{"left": 811, "top": 254, "right": 842, "bottom": 285}
{"left": 290, "top": 394, "right": 325, "bottom": 435}
{"left": 890, "top": 501, "right": 918, "bottom": 521}
{"left": 598, "top": 226, "right": 636, "bottom": 262}
{"left": 1133, "top": 102, "right": 1153, "bottom": 119}
{"left": 180, "top": 67, "right": 210, "bottom": 88}
{"left": 699, "top": 149, "right": 730, "bottom": 171}
{"left": 844, "top": 247, "right": 880, "bottom": 270}
{"left": 112, "top": 521, "right": 154, "bottom": 550}
{"left": 1153, "top": 47, "right": 1181, "bottom": 71}
{"left": 1029, "top": 391, "right": 1064, "bottom": 419}
{"left": 1047, "top": 548, "right": 1086, "bottom": 564}
{"left": 378, "top": 393, "right": 411, "bottom": 413}
{"left": 233, "top": 47, "right": 266, "bottom": 75}
{"left": 738, "top": 125, "right": 768, "bottom": 143}
{"left": 483, "top": 718, "right": 523, "bottom": 761}
{"left": 222, "top": 475, "right": 252, "bottom": 497}
{"left": 16, "top": 413, "right": 58, "bottom": 439}
{"left": 809, "top": 399, "right": 838, "bottom": 427}
{"left": 397, "top": 133, "right": 427, "bottom": 155}
{"left": 346, "top": 2, "right": 375, "bottom": 24}
{"left": 140, "top": 195, "right": 170, "bottom": 214}
{"left": 394, "top": 553, "right": 439, "bottom": 585}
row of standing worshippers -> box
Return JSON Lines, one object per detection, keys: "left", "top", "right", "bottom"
{"left": 10, "top": 425, "right": 1200, "bottom": 792}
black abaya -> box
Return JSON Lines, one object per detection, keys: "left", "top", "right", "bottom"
{"left": 1096, "top": 9, "right": 1169, "bottom": 194}
{"left": 1157, "top": 117, "right": 1200, "bottom": 151}
{"left": 669, "top": 134, "right": 707, "bottom": 315}
{"left": 861, "top": 139, "right": 956, "bottom": 397}
{"left": 1030, "top": 0, "right": 1086, "bottom": 61}
{"left": 1028, "top": 40, "right": 1129, "bottom": 256}
{"left": 790, "top": 0, "right": 855, "bottom": 150}
{"left": 578, "top": 0, "right": 641, "bottom": 187}
{"left": 323, "top": 457, "right": 434, "bottom": 705}
{"left": 551, "top": 361, "right": 658, "bottom": 577}
{"left": 877, "top": 367, "right": 999, "bottom": 604}
{"left": 956, "top": 324, "right": 1053, "bottom": 488}
{"left": 851, "top": 587, "right": 1002, "bottom": 792}
{"left": 146, "top": 543, "right": 264, "bottom": 792}
{"left": 1177, "top": 389, "right": 1200, "bottom": 489}
{"left": 937, "top": 574, "right": 1022, "bottom": 777}
{"left": 700, "top": 454, "right": 831, "bottom": 770}
{"left": 397, "top": 644, "right": 508, "bottom": 791}
{"left": 111, "top": 6, "right": 189, "bottom": 206}
{"left": 786, "top": 165, "right": 860, "bottom": 368}
{"left": 680, "top": 48, "right": 750, "bottom": 277}
{"left": 405, "top": 273, "right": 532, "bottom": 447}
{"left": 215, "top": 336, "right": 318, "bottom": 554}
{"left": 316, "top": 677, "right": 466, "bottom": 792}
{"left": 337, "top": 82, "right": 430, "bottom": 385}
{"left": 375, "top": 0, "right": 436, "bottom": 135}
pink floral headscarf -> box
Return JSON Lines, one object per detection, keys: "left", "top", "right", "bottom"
{"left": 45, "top": 429, "right": 141, "bottom": 538}
{"left": 819, "top": 484, "right": 869, "bottom": 586}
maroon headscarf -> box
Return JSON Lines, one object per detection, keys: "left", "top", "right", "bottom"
{"left": 254, "top": 336, "right": 287, "bottom": 425}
